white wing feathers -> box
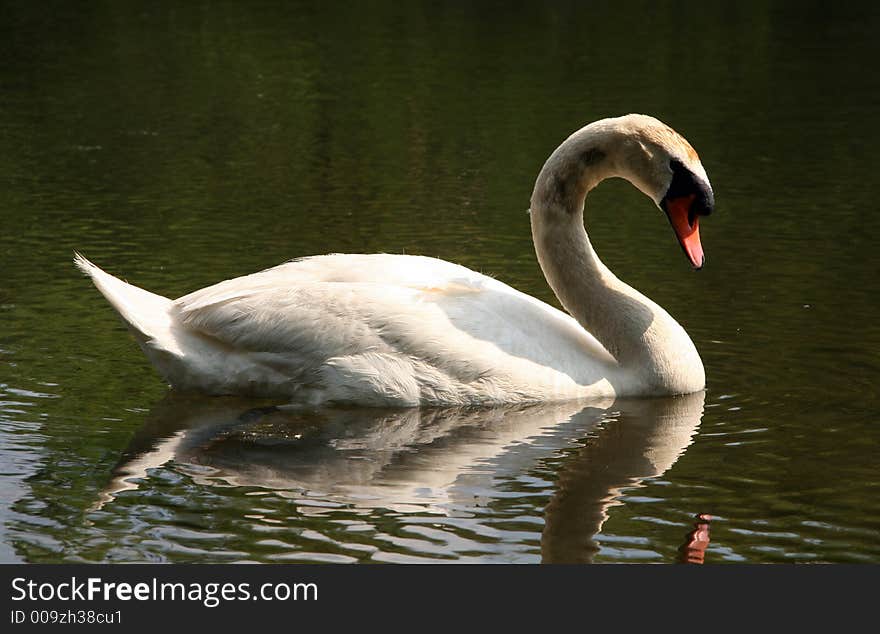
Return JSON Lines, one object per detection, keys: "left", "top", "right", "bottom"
{"left": 78, "top": 253, "right": 617, "bottom": 405}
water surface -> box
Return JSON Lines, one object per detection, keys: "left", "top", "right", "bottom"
{"left": 1, "top": 1, "right": 878, "bottom": 563}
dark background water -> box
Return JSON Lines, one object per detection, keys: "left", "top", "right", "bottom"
{"left": 1, "top": 0, "right": 878, "bottom": 563}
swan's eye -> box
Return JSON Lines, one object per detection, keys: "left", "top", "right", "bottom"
{"left": 664, "top": 160, "right": 714, "bottom": 217}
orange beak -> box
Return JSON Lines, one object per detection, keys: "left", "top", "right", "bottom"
{"left": 663, "top": 194, "right": 705, "bottom": 270}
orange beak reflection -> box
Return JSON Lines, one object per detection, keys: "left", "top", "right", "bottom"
{"left": 664, "top": 194, "right": 705, "bottom": 270}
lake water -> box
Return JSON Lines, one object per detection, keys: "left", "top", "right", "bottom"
{"left": 1, "top": 1, "right": 878, "bottom": 563}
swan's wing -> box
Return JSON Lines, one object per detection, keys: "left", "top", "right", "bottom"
{"left": 171, "top": 254, "right": 615, "bottom": 390}
{"left": 175, "top": 254, "right": 496, "bottom": 304}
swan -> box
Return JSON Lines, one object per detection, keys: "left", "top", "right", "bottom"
{"left": 75, "top": 114, "right": 714, "bottom": 407}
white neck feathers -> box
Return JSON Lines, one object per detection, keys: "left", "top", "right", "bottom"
{"left": 529, "top": 119, "right": 705, "bottom": 395}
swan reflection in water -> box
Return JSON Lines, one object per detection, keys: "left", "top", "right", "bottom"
{"left": 97, "top": 391, "right": 707, "bottom": 562}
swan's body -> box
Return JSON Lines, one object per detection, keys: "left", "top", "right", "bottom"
{"left": 76, "top": 114, "right": 714, "bottom": 407}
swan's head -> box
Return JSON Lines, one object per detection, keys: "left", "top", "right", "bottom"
{"left": 614, "top": 114, "right": 714, "bottom": 270}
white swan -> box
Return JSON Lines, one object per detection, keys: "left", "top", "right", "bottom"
{"left": 76, "top": 114, "right": 714, "bottom": 407}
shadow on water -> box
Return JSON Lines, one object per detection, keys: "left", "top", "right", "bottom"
{"left": 96, "top": 391, "right": 705, "bottom": 562}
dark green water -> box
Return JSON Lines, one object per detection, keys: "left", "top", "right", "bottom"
{"left": 1, "top": 1, "right": 878, "bottom": 563}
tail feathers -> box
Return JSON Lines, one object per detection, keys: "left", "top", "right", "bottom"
{"left": 74, "top": 252, "right": 176, "bottom": 350}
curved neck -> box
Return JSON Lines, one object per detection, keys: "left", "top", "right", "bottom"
{"left": 529, "top": 122, "right": 703, "bottom": 393}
